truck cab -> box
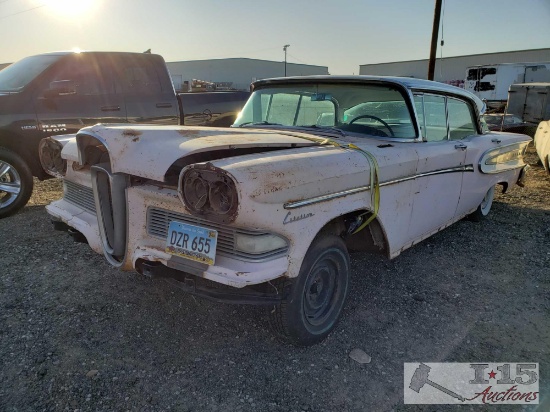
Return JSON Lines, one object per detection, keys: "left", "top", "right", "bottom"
{"left": 0, "top": 51, "right": 180, "bottom": 218}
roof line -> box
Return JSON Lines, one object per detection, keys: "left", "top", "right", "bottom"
{"left": 360, "top": 47, "right": 550, "bottom": 67}
{"left": 166, "top": 57, "right": 327, "bottom": 69}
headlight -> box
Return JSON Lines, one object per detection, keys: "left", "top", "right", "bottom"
{"left": 39, "top": 137, "right": 67, "bottom": 178}
{"left": 179, "top": 165, "right": 238, "bottom": 223}
{"left": 235, "top": 233, "right": 288, "bottom": 255}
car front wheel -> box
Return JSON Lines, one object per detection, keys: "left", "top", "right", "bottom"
{"left": 270, "top": 235, "right": 350, "bottom": 346}
{"left": 0, "top": 148, "right": 34, "bottom": 219}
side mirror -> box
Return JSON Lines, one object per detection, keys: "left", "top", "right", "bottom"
{"left": 43, "top": 80, "right": 76, "bottom": 98}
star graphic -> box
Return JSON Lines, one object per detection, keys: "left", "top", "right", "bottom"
{"left": 488, "top": 370, "right": 497, "bottom": 379}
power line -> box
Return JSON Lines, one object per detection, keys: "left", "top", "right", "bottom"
{"left": 0, "top": 4, "right": 46, "bottom": 20}
{"left": 287, "top": 53, "right": 308, "bottom": 65}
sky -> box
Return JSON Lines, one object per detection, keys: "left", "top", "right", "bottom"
{"left": 1, "top": 0, "right": 549, "bottom": 74}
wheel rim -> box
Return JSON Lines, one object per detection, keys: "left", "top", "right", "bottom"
{"left": 0, "top": 160, "right": 22, "bottom": 209}
{"left": 303, "top": 257, "right": 339, "bottom": 327}
{"left": 480, "top": 186, "right": 495, "bottom": 216}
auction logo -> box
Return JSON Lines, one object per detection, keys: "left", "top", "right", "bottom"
{"left": 404, "top": 363, "right": 539, "bottom": 404}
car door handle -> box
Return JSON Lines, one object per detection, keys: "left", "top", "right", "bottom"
{"left": 156, "top": 103, "right": 173, "bottom": 108}
{"left": 101, "top": 105, "right": 121, "bottom": 112}
{"left": 454, "top": 143, "right": 467, "bottom": 150}
{"left": 491, "top": 138, "right": 502, "bottom": 144}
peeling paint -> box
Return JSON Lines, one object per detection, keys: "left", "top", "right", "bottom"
{"left": 122, "top": 129, "right": 143, "bottom": 137}
{"left": 177, "top": 129, "right": 202, "bottom": 137}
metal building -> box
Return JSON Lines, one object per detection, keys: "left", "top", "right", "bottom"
{"left": 359, "top": 48, "right": 550, "bottom": 85}
{"left": 166, "top": 58, "right": 329, "bottom": 92}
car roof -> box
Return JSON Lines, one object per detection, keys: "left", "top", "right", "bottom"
{"left": 252, "top": 75, "right": 485, "bottom": 113}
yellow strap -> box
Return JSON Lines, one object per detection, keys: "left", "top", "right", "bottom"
{"left": 292, "top": 136, "right": 380, "bottom": 235}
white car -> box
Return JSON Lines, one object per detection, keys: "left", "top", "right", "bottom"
{"left": 41, "top": 76, "right": 531, "bottom": 345}
{"left": 534, "top": 120, "right": 550, "bottom": 172}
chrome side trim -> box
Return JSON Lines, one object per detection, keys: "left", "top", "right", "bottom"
{"left": 284, "top": 165, "right": 474, "bottom": 210}
{"left": 283, "top": 186, "right": 372, "bottom": 209}
{"left": 379, "top": 165, "right": 474, "bottom": 187}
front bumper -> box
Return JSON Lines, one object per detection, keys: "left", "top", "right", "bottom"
{"left": 136, "top": 260, "right": 285, "bottom": 305}
{"left": 46, "top": 183, "right": 291, "bottom": 289}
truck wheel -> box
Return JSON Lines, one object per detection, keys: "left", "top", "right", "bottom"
{"left": 0, "top": 148, "right": 34, "bottom": 218}
{"left": 270, "top": 235, "right": 350, "bottom": 346}
{"left": 467, "top": 185, "right": 495, "bottom": 222}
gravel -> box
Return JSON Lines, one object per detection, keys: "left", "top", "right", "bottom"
{"left": 1, "top": 148, "right": 549, "bottom": 411}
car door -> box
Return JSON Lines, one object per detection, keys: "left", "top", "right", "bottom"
{"left": 111, "top": 54, "right": 179, "bottom": 125}
{"left": 407, "top": 94, "right": 468, "bottom": 243}
{"left": 34, "top": 54, "right": 125, "bottom": 135}
{"left": 451, "top": 97, "right": 498, "bottom": 217}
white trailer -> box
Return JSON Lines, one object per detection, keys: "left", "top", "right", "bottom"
{"left": 464, "top": 62, "right": 550, "bottom": 110}
{"left": 506, "top": 82, "right": 550, "bottom": 124}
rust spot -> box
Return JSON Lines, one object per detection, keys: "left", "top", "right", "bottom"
{"left": 177, "top": 129, "right": 202, "bottom": 137}
{"left": 122, "top": 129, "right": 142, "bottom": 137}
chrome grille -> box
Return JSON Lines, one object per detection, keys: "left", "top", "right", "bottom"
{"left": 64, "top": 181, "right": 96, "bottom": 213}
{"left": 147, "top": 207, "right": 288, "bottom": 262}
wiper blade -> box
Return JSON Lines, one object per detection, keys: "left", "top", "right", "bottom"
{"left": 238, "top": 121, "right": 282, "bottom": 127}
{"left": 299, "top": 125, "right": 346, "bottom": 137}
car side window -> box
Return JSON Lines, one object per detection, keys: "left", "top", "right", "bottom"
{"left": 413, "top": 95, "right": 426, "bottom": 139}
{"left": 423, "top": 95, "right": 447, "bottom": 141}
{"left": 447, "top": 98, "right": 477, "bottom": 140}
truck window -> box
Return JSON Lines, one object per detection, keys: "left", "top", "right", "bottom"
{"left": 112, "top": 56, "right": 163, "bottom": 94}
{"left": 0, "top": 54, "right": 61, "bottom": 92}
{"left": 49, "top": 59, "right": 114, "bottom": 95}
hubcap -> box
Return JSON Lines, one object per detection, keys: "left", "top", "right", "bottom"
{"left": 303, "top": 260, "right": 338, "bottom": 326}
{"left": 0, "top": 160, "right": 22, "bottom": 208}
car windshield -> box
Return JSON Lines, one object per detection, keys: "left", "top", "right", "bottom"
{"left": 0, "top": 54, "right": 61, "bottom": 92}
{"left": 233, "top": 83, "right": 416, "bottom": 138}
{"left": 483, "top": 115, "right": 502, "bottom": 125}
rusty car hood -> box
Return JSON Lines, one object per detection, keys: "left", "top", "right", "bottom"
{"left": 68, "top": 124, "right": 418, "bottom": 196}
{"left": 71, "top": 124, "right": 326, "bottom": 182}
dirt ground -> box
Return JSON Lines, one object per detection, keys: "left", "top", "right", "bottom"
{"left": 0, "top": 148, "right": 549, "bottom": 412}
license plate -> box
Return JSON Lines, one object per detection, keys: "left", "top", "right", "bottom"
{"left": 165, "top": 221, "right": 218, "bottom": 265}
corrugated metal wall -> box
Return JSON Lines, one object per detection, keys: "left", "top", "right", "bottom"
{"left": 359, "top": 48, "right": 550, "bottom": 83}
{"left": 166, "top": 58, "right": 329, "bottom": 91}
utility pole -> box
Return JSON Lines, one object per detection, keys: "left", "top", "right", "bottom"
{"left": 427, "top": 0, "right": 443, "bottom": 81}
{"left": 283, "top": 44, "right": 290, "bottom": 76}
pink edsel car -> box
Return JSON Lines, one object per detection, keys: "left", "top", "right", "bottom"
{"left": 41, "top": 76, "right": 531, "bottom": 345}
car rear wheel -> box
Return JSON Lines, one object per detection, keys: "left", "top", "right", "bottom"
{"left": 0, "top": 148, "right": 34, "bottom": 219}
{"left": 468, "top": 185, "right": 495, "bottom": 222}
{"left": 269, "top": 235, "right": 350, "bottom": 346}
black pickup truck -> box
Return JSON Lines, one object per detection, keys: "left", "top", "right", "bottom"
{"left": 0, "top": 51, "right": 249, "bottom": 218}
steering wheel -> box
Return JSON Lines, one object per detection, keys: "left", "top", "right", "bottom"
{"left": 348, "top": 115, "right": 395, "bottom": 137}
